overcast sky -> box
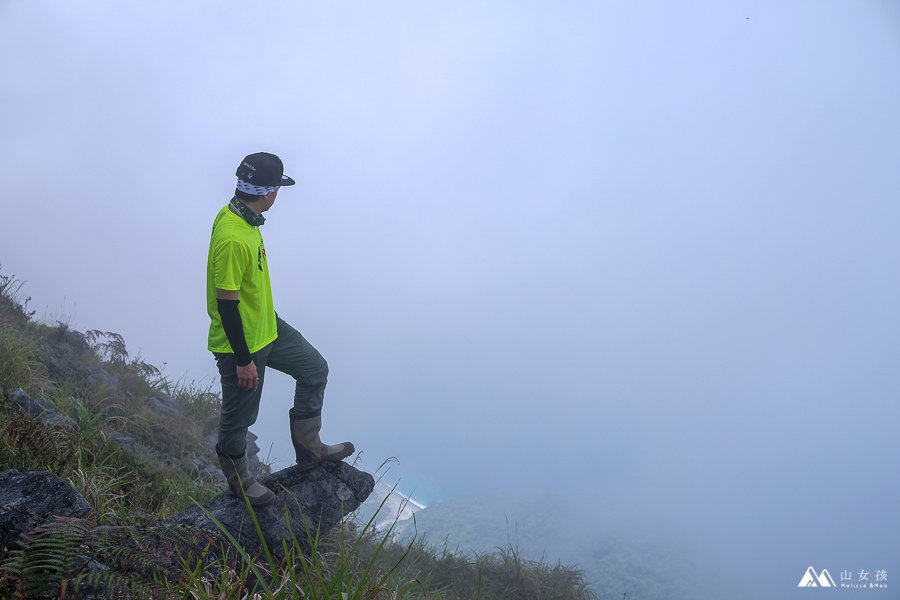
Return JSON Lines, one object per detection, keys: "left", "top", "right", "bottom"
{"left": 2, "top": 1, "right": 899, "bottom": 596}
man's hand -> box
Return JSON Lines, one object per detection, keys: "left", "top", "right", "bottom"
{"left": 237, "top": 361, "right": 259, "bottom": 391}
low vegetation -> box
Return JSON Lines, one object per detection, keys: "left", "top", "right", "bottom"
{"left": 0, "top": 269, "right": 597, "bottom": 599}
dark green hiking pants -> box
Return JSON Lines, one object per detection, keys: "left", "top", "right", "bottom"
{"left": 214, "top": 316, "right": 328, "bottom": 457}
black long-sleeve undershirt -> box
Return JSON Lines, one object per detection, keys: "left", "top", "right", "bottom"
{"left": 217, "top": 298, "right": 253, "bottom": 366}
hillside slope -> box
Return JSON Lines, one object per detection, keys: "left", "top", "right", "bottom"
{"left": 0, "top": 271, "right": 599, "bottom": 599}
{"left": 399, "top": 492, "right": 750, "bottom": 599}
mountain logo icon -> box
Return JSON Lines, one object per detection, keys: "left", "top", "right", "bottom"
{"left": 798, "top": 566, "right": 836, "bottom": 588}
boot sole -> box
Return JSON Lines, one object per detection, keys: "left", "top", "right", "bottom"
{"left": 295, "top": 460, "right": 321, "bottom": 472}
{"left": 249, "top": 494, "right": 277, "bottom": 507}
{"left": 228, "top": 489, "right": 277, "bottom": 507}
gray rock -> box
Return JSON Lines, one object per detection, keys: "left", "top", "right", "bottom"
{"left": 48, "top": 326, "right": 91, "bottom": 356}
{"left": 181, "top": 454, "right": 225, "bottom": 483}
{"left": 76, "top": 561, "right": 111, "bottom": 600}
{"left": 41, "top": 354, "right": 62, "bottom": 378}
{"left": 203, "top": 430, "right": 265, "bottom": 477}
{"left": 39, "top": 411, "right": 77, "bottom": 429}
{"left": 9, "top": 388, "right": 77, "bottom": 430}
{"left": 169, "top": 461, "right": 374, "bottom": 558}
{"left": 247, "top": 453, "right": 263, "bottom": 477}
{"left": 199, "top": 466, "right": 223, "bottom": 482}
{"left": 148, "top": 392, "right": 184, "bottom": 417}
{"left": 246, "top": 430, "right": 261, "bottom": 456}
{"left": 181, "top": 456, "right": 200, "bottom": 472}
{"left": 10, "top": 388, "right": 55, "bottom": 416}
{"left": 0, "top": 469, "right": 92, "bottom": 551}
{"left": 245, "top": 430, "right": 266, "bottom": 475}
{"left": 111, "top": 435, "right": 140, "bottom": 455}
{"left": 84, "top": 368, "right": 119, "bottom": 393}
{"left": 42, "top": 327, "right": 91, "bottom": 378}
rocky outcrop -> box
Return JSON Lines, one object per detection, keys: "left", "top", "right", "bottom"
{"left": 170, "top": 460, "right": 374, "bottom": 558}
{"left": 0, "top": 469, "right": 91, "bottom": 552}
{"left": 1, "top": 461, "right": 373, "bottom": 565}
{"left": 9, "top": 388, "right": 76, "bottom": 430}
{"left": 40, "top": 326, "right": 101, "bottom": 388}
{"left": 244, "top": 430, "right": 263, "bottom": 476}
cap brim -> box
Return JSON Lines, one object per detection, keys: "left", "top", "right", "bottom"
{"left": 281, "top": 175, "right": 296, "bottom": 186}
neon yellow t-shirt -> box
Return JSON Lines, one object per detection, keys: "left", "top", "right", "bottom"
{"left": 206, "top": 205, "right": 277, "bottom": 353}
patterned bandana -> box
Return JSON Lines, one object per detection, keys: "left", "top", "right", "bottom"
{"left": 229, "top": 197, "right": 266, "bottom": 226}
{"left": 236, "top": 179, "right": 279, "bottom": 196}
{"left": 237, "top": 179, "right": 278, "bottom": 196}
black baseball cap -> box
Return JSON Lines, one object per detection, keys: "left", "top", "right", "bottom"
{"left": 235, "top": 152, "right": 296, "bottom": 187}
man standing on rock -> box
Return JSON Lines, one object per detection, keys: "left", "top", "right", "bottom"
{"left": 206, "top": 152, "right": 354, "bottom": 507}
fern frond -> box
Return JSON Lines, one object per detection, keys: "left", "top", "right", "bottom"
{"left": 0, "top": 515, "right": 214, "bottom": 598}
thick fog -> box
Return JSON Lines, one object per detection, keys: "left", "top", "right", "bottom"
{"left": 2, "top": 1, "right": 898, "bottom": 597}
